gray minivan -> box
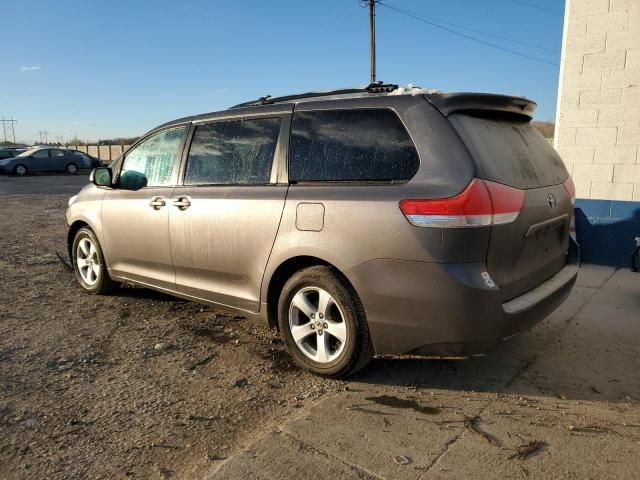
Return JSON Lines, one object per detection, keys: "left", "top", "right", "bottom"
{"left": 66, "top": 83, "right": 579, "bottom": 377}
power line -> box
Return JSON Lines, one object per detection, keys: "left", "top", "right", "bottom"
{"left": 510, "top": 0, "right": 563, "bottom": 15}
{"left": 379, "top": 2, "right": 559, "bottom": 67}
{"left": 379, "top": 2, "right": 559, "bottom": 53}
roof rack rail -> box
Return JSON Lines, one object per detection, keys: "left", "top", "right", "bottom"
{"left": 229, "top": 81, "right": 398, "bottom": 109}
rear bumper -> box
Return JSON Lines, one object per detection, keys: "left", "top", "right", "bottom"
{"left": 344, "top": 239, "right": 579, "bottom": 356}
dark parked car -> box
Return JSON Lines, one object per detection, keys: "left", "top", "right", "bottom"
{"left": 66, "top": 83, "right": 579, "bottom": 377}
{"left": 0, "top": 147, "right": 27, "bottom": 160}
{"left": 0, "top": 147, "right": 97, "bottom": 175}
{"left": 67, "top": 150, "right": 102, "bottom": 168}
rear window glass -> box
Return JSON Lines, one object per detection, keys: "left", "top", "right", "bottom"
{"left": 449, "top": 114, "right": 568, "bottom": 189}
{"left": 289, "top": 109, "right": 419, "bottom": 182}
{"left": 184, "top": 117, "right": 281, "bottom": 185}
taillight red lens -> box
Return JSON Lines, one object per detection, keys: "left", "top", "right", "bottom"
{"left": 399, "top": 179, "right": 525, "bottom": 228}
{"left": 563, "top": 176, "right": 577, "bottom": 240}
{"left": 563, "top": 177, "right": 576, "bottom": 205}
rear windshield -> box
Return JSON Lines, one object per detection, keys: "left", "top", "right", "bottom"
{"left": 449, "top": 114, "right": 568, "bottom": 189}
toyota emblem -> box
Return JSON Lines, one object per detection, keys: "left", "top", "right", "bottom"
{"left": 547, "top": 193, "right": 557, "bottom": 209}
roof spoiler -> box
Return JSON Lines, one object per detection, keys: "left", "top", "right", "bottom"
{"left": 425, "top": 92, "right": 537, "bottom": 120}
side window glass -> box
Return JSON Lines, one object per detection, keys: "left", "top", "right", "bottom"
{"left": 184, "top": 117, "right": 281, "bottom": 185}
{"left": 50, "top": 149, "right": 64, "bottom": 157}
{"left": 121, "top": 126, "right": 187, "bottom": 187}
{"left": 32, "top": 150, "right": 49, "bottom": 158}
{"left": 289, "top": 109, "right": 419, "bottom": 182}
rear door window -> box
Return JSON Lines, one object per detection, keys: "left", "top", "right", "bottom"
{"left": 184, "top": 117, "right": 281, "bottom": 185}
{"left": 289, "top": 109, "right": 419, "bottom": 182}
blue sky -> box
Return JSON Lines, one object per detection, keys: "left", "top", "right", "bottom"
{"left": 3, "top": 0, "right": 565, "bottom": 143}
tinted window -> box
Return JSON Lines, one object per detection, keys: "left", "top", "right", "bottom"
{"left": 50, "top": 149, "right": 64, "bottom": 157}
{"left": 449, "top": 114, "right": 569, "bottom": 189}
{"left": 289, "top": 109, "right": 419, "bottom": 182}
{"left": 184, "top": 117, "right": 281, "bottom": 185}
{"left": 71, "top": 150, "right": 89, "bottom": 159}
{"left": 32, "top": 150, "right": 49, "bottom": 158}
{"left": 121, "top": 127, "right": 187, "bottom": 186}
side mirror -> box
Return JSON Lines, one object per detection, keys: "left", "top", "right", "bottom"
{"left": 90, "top": 167, "right": 112, "bottom": 187}
{"left": 119, "top": 170, "right": 148, "bottom": 191}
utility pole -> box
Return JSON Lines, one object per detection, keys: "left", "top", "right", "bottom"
{"left": 37, "top": 130, "right": 49, "bottom": 144}
{"left": 1, "top": 117, "right": 17, "bottom": 143}
{"left": 369, "top": 0, "right": 376, "bottom": 83}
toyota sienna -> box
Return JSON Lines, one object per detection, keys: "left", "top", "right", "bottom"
{"left": 66, "top": 83, "right": 579, "bottom": 377}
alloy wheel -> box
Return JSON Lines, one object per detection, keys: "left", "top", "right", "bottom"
{"left": 288, "top": 286, "right": 347, "bottom": 363}
{"left": 76, "top": 237, "right": 101, "bottom": 286}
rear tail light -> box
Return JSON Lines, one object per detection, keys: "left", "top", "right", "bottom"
{"left": 399, "top": 179, "right": 525, "bottom": 228}
{"left": 563, "top": 177, "right": 576, "bottom": 205}
{"left": 563, "top": 177, "right": 577, "bottom": 240}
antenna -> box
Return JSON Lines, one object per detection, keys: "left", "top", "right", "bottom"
{"left": 1, "top": 117, "right": 17, "bottom": 143}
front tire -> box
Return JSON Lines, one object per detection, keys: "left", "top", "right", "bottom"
{"left": 72, "top": 227, "right": 117, "bottom": 294}
{"left": 66, "top": 163, "right": 78, "bottom": 175}
{"left": 277, "top": 266, "right": 373, "bottom": 378}
{"left": 13, "top": 164, "right": 27, "bottom": 176}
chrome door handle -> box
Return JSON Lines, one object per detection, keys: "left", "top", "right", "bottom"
{"left": 173, "top": 197, "right": 191, "bottom": 210}
{"left": 149, "top": 196, "right": 166, "bottom": 209}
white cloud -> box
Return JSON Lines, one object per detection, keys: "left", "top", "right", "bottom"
{"left": 20, "top": 65, "right": 40, "bottom": 72}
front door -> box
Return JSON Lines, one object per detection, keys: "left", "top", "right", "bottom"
{"left": 29, "top": 148, "right": 50, "bottom": 171}
{"left": 169, "top": 115, "right": 289, "bottom": 312}
{"left": 101, "top": 125, "right": 188, "bottom": 290}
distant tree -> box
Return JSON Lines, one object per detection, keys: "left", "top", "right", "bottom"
{"left": 97, "top": 137, "right": 139, "bottom": 146}
{"left": 532, "top": 121, "right": 555, "bottom": 139}
{"left": 66, "top": 137, "right": 90, "bottom": 146}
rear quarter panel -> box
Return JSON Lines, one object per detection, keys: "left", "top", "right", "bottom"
{"left": 261, "top": 96, "right": 479, "bottom": 303}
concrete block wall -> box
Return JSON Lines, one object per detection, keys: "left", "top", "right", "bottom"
{"left": 555, "top": 0, "right": 640, "bottom": 201}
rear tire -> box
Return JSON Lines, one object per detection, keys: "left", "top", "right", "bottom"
{"left": 13, "top": 164, "right": 27, "bottom": 176}
{"left": 66, "top": 163, "right": 78, "bottom": 175}
{"left": 72, "top": 227, "right": 117, "bottom": 295}
{"left": 277, "top": 266, "right": 373, "bottom": 378}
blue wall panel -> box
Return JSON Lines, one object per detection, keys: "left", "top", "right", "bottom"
{"left": 574, "top": 199, "right": 640, "bottom": 267}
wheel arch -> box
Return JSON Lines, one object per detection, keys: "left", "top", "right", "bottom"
{"left": 264, "top": 255, "right": 360, "bottom": 330}
{"left": 67, "top": 220, "right": 90, "bottom": 259}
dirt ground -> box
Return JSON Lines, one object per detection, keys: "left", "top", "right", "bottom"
{"left": 0, "top": 190, "right": 346, "bottom": 479}
{"left": 1, "top": 177, "right": 639, "bottom": 480}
